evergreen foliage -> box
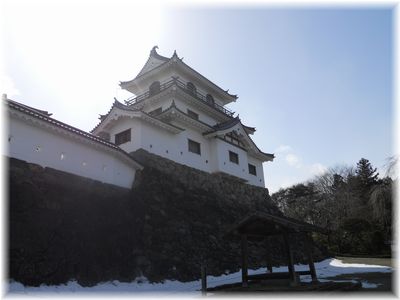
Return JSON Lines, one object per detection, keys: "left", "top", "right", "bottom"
{"left": 271, "top": 157, "right": 394, "bottom": 256}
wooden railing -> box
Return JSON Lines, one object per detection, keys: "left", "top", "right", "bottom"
{"left": 124, "top": 78, "right": 234, "bottom": 117}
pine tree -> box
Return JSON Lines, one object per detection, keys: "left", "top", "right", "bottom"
{"left": 356, "top": 158, "right": 379, "bottom": 187}
{"left": 355, "top": 158, "right": 379, "bottom": 206}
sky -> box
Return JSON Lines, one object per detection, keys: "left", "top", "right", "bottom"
{"left": 1, "top": 0, "right": 396, "bottom": 193}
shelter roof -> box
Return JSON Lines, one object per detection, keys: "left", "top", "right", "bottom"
{"left": 227, "top": 212, "right": 328, "bottom": 237}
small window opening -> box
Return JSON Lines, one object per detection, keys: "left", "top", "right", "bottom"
{"left": 229, "top": 151, "right": 239, "bottom": 164}
{"left": 206, "top": 94, "right": 215, "bottom": 105}
{"left": 188, "top": 139, "right": 201, "bottom": 155}
{"left": 149, "top": 81, "right": 161, "bottom": 96}
{"left": 115, "top": 128, "right": 131, "bottom": 145}
{"left": 186, "top": 82, "right": 196, "bottom": 95}
{"left": 248, "top": 164, "right": 257, "bottom": 176}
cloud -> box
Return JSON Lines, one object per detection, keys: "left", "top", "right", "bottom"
{"left": 285, "top": 153, "right": 301, "bottom": 168}
{"left": 309, "top": 163, "right": 328, "bottom": 176}
{"left": 275, "top": 145, "right": 292, "bottom": 153}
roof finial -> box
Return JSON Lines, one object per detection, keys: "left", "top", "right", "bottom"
{"left": 150, "top": 45, "right": 159, "bottom": 56}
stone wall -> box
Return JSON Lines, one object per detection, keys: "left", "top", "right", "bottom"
{"left": 8, "top": 151, "right": 327, "bottom": 287}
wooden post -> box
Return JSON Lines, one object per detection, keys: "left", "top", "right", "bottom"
{"left": 283, "top": 233, "right": 297, "bottom": 286}
{"left": 265, "top": 237, "right": 273, "bottom": 273}
{"left": 241, "top": 234, "right": 249, "bottom": 287}
{"left": 304, "top": 233, "right": 318, "bottom": 283}
{"left": 201, "top": 264, "right": 207, "bottom": 295}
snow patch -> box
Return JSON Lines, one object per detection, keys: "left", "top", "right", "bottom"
{"left": 7, "top": 258, "right": 392, "bottom": 294}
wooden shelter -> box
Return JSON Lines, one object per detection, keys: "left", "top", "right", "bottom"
{"left": 227, "top": 212, "right": 328, "bottom": 287}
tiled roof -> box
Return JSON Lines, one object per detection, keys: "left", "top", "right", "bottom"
{"left": 91, "top": 98, "right": 183, "bottom": 134}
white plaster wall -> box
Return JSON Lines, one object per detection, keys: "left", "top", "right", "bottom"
{"left": 7, "top": 115, "right": 137, "bottom": 189}
{"left": 140, "top": 122, "right": 213, "bottom": 173}
{"left": 108, "top": 117, "right": 142, "bottom": 153}
{"left": 214, "top": 138, "right": 249, "bottom": 179}
{"left": 171, "top": 98, "right": 217, "bottom": 126}
{"left": 247, "top": 156, "right": 265, "bottom": 187}
{"left": 101, "top": 115, "right": 266, "bottom": 187}
{"left": 213, "top": 139, "right": 265, "bottom": 187}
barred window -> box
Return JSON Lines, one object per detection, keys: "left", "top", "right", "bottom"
{"left": 229, "top": 151, "right": 239, "bottom": 164}
{"left": 248, "top": 164, "right": 257, "bottom": 176}
{"left": 149, "top": 81, "right": 161, "bottom": 96}
{"left": 186, "top": 82, "right": 196, "bottom": 95}
{"left": 206, "top": 94, "right": 215, "bottom": 105}
{"left": 115, "top": 129, "right": 131, "bottom": 145}
{"left": 188, "top": 139, "right": 201, "bottom": 155}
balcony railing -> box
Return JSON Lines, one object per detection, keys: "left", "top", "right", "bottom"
{"left": 124, "top": 77, "right": 234, "bottom": 117}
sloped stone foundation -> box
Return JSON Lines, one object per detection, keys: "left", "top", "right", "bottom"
{"left": 8, "top": 151, "right": 327, "bottom": 286}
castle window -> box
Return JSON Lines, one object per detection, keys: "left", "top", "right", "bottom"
{"left": 206, "top": 94, "right": 215, "bottom": 105}
{"left": 115, "top": 128, "right": 131, "bottom": 145}
{"left": 229, "top": 151, "right": 239, "bottom": 164}
{"left": 186, "top": 82, "right": 196, "bottom": 95}
{"left": 149, "top": 81, "right": 161, "bottom": 96}
{"left": 188, "top": 139, "right": 201, "bottom": 155}
{"left": 248, "top": 163, "right": 257, "bottom": 176}
{"left": 187, "top": 109, "right": 199, "bottom": 120}
{"left": 149, "top": 107, "right": 162, "bottom": 116}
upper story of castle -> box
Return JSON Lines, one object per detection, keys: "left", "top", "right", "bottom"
{"left": 119, "top": 46, "right": 238, "bottom": 125}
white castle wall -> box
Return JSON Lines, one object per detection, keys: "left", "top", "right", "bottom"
{"left": 105, "top": 116, "right": 266, "bottom": 187}
{"left": 7, "top": 113, "right": 138, "bottom": 189}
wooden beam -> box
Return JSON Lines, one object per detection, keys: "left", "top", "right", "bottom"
{"left": 283, "top": 233, "right": 297, "bottom": 286}
{"left": 265, "top": 237, "right": 273, "bottom": 273}
{"left": 201, "top": 264, "right": 207, "bottom": 295}
{"left": 304, "top": 233, "right": 318, "bottom": 283}
{"left": 241, "top": 234, "right": 249, "bottom": 287}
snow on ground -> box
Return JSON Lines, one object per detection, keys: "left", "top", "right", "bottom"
{"left": 7, "top": 258, "right": 392, "bottom": 295}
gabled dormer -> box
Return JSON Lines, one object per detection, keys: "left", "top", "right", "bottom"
{"left": 204, "top": 117, "right": 274, "bottom": 162}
